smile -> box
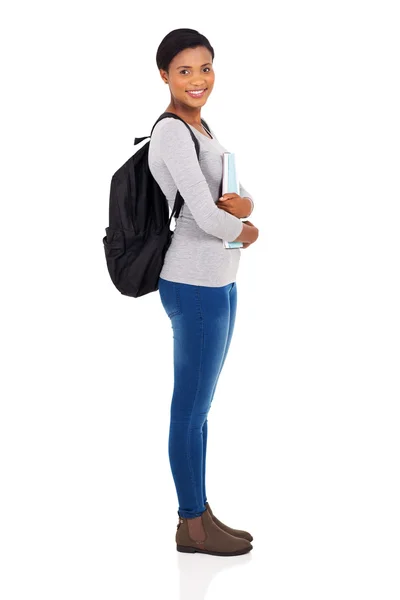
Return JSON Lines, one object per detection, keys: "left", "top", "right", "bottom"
{"left": 186, "top": 89, "right": 207, "bottom": 98}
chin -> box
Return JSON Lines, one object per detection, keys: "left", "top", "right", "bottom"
{"left": 184, "top": 97, "right": 208, "bottom": 105}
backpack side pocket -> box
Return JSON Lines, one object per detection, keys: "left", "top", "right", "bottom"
{"left": 102, "top": 227, "right": 125, "bottom": 259}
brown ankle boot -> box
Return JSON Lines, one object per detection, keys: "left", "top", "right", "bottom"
{"left": 205, "top": 502, "right": 253, "bottom": 542}
{"left": 176, "top": 508, "right": 253, "bottom": 556}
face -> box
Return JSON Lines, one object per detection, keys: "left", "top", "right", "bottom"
{"left": 160, "top": 46, "right": 215, "bottom": 111}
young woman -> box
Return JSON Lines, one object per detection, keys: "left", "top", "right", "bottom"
{"left": 149, "top": 28, "right": 259, "bottom": 556}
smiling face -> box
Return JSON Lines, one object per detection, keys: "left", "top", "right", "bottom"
{"left": 160, "top": 45, "right": 215, "bottom": 117}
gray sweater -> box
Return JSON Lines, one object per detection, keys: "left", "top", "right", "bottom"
{"left": 148, "top": 116, "right": 254, "bottom": 287}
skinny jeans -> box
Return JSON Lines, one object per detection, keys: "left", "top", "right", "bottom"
{"left": 158, "top": 277, "right": 238, "bottom": 519}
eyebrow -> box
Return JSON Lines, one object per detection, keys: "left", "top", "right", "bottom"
{"left": 176, "top": 62, "right": 212, "bottom": 69}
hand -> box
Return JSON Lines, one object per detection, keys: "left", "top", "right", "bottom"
{"left": 216, "top": 193, "right": 252, "bottom": 219}
{"left": 241, "top": 220, "right": 259, "bottom": 248}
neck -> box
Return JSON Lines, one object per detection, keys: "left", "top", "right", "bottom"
{"left": 164, "top": 103, "right": 202, "bottom": 125}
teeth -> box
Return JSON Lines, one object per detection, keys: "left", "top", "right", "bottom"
{"left": 187, "top": 89, "right": 205, "bottom": 94}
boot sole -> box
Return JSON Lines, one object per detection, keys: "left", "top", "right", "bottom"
{"left": 176, "top": 543, "right": 253, "bottom": 556}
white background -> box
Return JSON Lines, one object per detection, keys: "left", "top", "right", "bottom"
{"left": 1, "top": 1, "right": 399, "bottom": 599}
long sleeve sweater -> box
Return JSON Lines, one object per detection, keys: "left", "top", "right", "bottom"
{"left": 148, "top": 116, "right": 254, "bottom": 287}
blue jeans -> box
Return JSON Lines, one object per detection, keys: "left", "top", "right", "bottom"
{"left": 158, "top": 277, "right": 238, "bottom": 519}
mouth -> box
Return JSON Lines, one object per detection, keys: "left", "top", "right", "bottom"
{"left": 186, "top": 88, "right": 208, "bottom": 98}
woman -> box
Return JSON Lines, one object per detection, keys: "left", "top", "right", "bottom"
{"left": 149, "top": 28, "right": 259, "bottom": 556}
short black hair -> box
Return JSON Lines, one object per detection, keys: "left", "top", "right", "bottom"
{"left": 156, "top": 28, "right": 214, "bottom": 73}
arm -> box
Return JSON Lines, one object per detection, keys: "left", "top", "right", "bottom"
{"left": 155, "top": 118, "right": 243, "bottom": 242}
{"left": 239, "top": 182, "right": 254, "bottom": 218}
{"left": 204, "top": 125, "right": 255, "bottom": 219}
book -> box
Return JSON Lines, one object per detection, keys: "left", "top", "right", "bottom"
{"left": 221, "top": 152, "right": 244, "bottom": 249}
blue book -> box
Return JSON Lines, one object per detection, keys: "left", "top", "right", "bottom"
{"left": 221, "top": 152, "right": 244, "bottom": 249}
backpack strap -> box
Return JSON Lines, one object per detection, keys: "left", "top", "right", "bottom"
{"left": 136, "top": 112, "right": 213, "bottom": 221}
{"left": 133, "top": 135, "right": 150, "bottom": 145}
{"left": 200, "top": 118, "right": 212, "bottom": 137}
{"left": 150, "top": 112, "right": 201, "bottom": 158}
{"left": 150, "top": 112, "right": 205, "bottom": 222}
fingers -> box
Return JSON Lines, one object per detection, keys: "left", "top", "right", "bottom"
{"left": 219, "top": 192, "right": 239, "bottom": 201}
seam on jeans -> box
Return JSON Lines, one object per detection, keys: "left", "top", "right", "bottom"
{"left": 186, "top": 285, "right": 204, "bottom": 513}
{"left": 167, "top": 283, "right": 182, "bottom": 318}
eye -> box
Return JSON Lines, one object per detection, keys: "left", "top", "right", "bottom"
{"left": 179, "top": 67, "right": 211, "bottom": 75}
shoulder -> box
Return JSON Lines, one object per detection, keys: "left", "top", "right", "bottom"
{"left": 152, "top": 116, "right": 191, "bottom": 140}
{"left": 150, "top": 118, "right": 197, "bottom": 159}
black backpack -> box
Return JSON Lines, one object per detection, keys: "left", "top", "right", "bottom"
{"left": 102, "top": 111, "right": 212, "bottom": 298}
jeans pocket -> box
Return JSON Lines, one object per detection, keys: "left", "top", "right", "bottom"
{"left": 158, "top": 278, "right": 182, "bottom": 318}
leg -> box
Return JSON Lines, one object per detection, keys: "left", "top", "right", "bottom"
{"left": 202, "top": 282, "right": 238, "bottom": 505}
{"left": 158, "top": 278, "right": 232, "bottom": 519}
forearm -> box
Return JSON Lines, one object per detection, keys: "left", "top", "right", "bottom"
{"left": 238, "top": 181, "right": 254, "bottom": 218}
{"left": 233, "top": 221, "right": 258, "bottom": 243}
{"left": 241, "top": 197, "right": 254, "bottom": 218}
